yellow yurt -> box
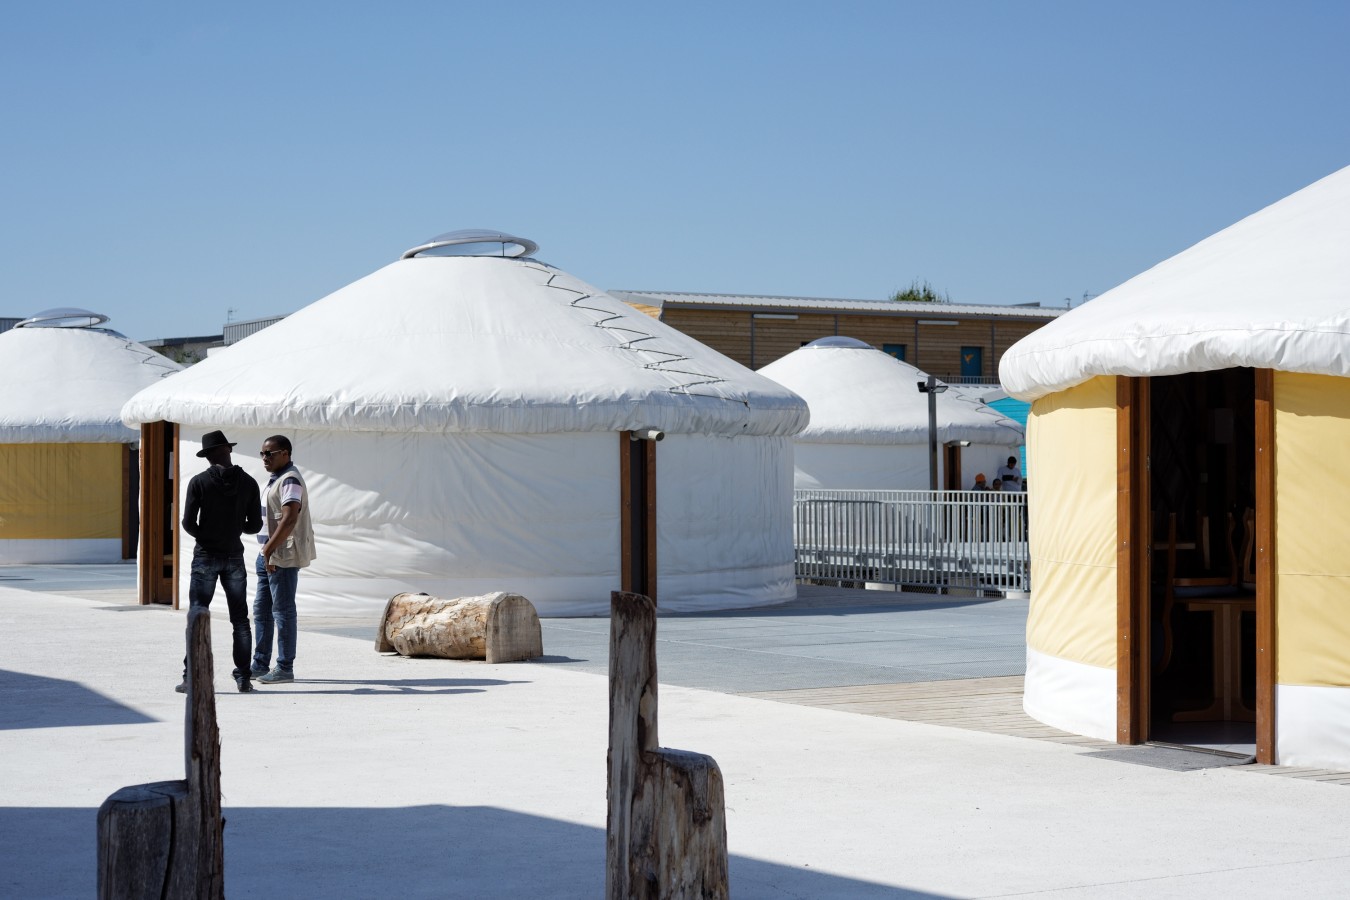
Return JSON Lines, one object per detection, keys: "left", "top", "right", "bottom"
{"left": 1000, "top": 165, "right": 1350, "bottom": 769}
{"left": 0, "top": 309, "right": 181, "bottom": 563}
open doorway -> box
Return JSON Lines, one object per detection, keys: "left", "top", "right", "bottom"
{"left": 1147, "top": 369, "right": 1257, "bottom": 755}
{"left": 137, "top": 421, "right": 179, "bottom": 606}
{"left": 942, "top": 443, "right": 963, "bottom": 491}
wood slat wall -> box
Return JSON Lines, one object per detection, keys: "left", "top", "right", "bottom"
{"left": 648, "top": 306, "right": 1052, "bottom": 374}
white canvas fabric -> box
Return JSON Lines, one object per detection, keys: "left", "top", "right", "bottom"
{"left": 1000, "top": 165, "right": 1350, "bottom": 402}
{"left": 176, "top": 429, "right": 796, "bottom": 616}
{"left": 758, "top": 341, "right": 1023, "bottom": 445}
{"left": 137, "top": 249, "right": 808, "bottom": 615}
{"left": 0, "top": 327, "right": 180, "bottom": 442}
{"left": 122, "top": 256, "right": 807, "bottom": 437}
{"left": 757, "top": 340, "right": 1022, "bottom": 490}
{"left": 1023, "top": 646, "right": 1117, "bottom": 742}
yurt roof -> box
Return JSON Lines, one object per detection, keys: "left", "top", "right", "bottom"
{"left": 757, "top": 337, "right": 1024, "bottom": 445}
{"left": 0, "top": 310, "right": 182, "bottom": 442}
{"left": 121, "top": 235, "right": 809, "bottom": 437}
{"left": 1000, "top": 165, "right": 1350, "bottom": 402}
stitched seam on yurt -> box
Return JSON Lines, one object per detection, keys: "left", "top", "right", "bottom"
{"left": 520, "top": 262, "right": 734, "bottom": 400}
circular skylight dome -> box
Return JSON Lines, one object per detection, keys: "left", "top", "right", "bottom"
{"left": 804, "top": 336, "right": 874, "bottom": 350}
{"left": 401, "top": 229, "right": 539, "bottom": 260}
{"left": 15, "top": 307, "right": 110, "bottom": 329}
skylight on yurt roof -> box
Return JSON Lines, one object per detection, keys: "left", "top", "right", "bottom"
{"left": 16, "top": 307, "right": 111, "bottom": 329}
{"left": 400, "top": 229, "right": 539, "bottom": 259}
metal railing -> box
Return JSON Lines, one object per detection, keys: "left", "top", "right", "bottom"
{"left": 931, "top": 374, "right": 1003, "bottom": 386}
{"left": 794, "top": 489, "right": 1029, "bottom": 596}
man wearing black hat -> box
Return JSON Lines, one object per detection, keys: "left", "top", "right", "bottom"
{"left": 178, "top": 430, "right": 263, "bottom": 693}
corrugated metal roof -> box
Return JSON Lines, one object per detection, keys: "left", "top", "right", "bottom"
{"left": 610, "top": 290, "right": 1066, "bottom": 320}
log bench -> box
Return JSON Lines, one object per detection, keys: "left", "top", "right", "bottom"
{"left": 374, "top": 591, "right": 543, "bottom": 663}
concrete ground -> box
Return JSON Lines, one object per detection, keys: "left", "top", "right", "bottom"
{"left": 3, "top": 566, "right": 1350, "bottom": 898}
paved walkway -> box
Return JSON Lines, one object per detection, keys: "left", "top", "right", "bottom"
{"left": 4, "top": 567, "right": 1350, "bottom": 897}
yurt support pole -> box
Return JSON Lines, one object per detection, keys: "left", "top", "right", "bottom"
{"left": 1254, "top": 369, "right": 1276, "bottom": 764}
{"left": 620, "top": 430, "right": 661, "bottom": 603}
{"left": 1116, "top": 376, "right": 1150, "bottom": 743}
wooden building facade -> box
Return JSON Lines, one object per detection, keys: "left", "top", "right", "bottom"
{"left": 612, "top": 291, "right": 1063, "bottom": 381}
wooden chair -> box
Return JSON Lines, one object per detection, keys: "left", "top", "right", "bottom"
{"left": 1159, "top": 510, "right": 1256, "bottom": 722}
{"left": 1156, "top": 510, "right": 1239, "bottom": 672}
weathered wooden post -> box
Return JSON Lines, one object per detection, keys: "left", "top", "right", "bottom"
{"left": 607, "top": 590, "right": 728, "bottom": 899}
{"left": 97, "top": 605, "right": 224, "bottom": 899}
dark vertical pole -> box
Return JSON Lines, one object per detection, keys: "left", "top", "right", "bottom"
{"left": 620, "top": 432, "right": 658, "bottom": 604}
{"left": 926, "top": 376, "right": 940, "bottom": 491}
{"left": 171, "top": 424, "right": 181, "bottom": 610}
{"left": 1117, "top": 376, "right": 1149, "bottom": 744}
{"left": 1254, "top": 368, "right": 1276, "bottom": 764}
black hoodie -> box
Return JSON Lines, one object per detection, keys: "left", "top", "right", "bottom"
{"left": 181, "top": 464, "right": 263, "bottom": 554}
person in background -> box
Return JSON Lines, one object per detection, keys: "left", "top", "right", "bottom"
{"left": 251, "top": 435, "right": 316, "bottom": 685}
{"left": 971, "top": 473, "right": 990, "bottom": 492}
{"left": 998, "top": 456, "right": 1023, "bottom": 491}
{"left": 179, "top": 430, "right": 262, "bottom": 693}
{"left": 991, "top": 478, "right": 1004, "bottom": 492}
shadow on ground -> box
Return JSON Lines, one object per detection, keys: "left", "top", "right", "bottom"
{"left": 0, "top": 670, "right": 156, "bottom": 730}
{"left": 0, "top": 805, "right": 954, "bottom": 899}
{"left": 254, "top": 676, "right": 529, "bottom": 696}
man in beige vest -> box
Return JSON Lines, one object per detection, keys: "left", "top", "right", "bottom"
{"left": 250, "top": 434, "right": 316, "bottom": 684}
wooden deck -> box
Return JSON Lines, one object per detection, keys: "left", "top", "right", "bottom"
{"left": 742, "top": 675, "right": 1113, "bottom": 749}
{"left": 743, "top": 675, "right": 1350, "bottom": 786}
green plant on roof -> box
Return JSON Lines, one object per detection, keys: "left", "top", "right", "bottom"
{"left": 888, "top": 280, "right": 950, "bottom": 304}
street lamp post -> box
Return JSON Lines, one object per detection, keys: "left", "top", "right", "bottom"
{"left": 917, "top": 375, "right": 949, "bottom": 491}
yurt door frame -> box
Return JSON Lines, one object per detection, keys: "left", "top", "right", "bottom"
{"left": 137, "top": 421, "right": 180, "bottom": 607}
{"left": 620, "top": 431, "right": 658, "bottom": 602}
{"left": 1116, "top": 372, "right": 1276, "bottom": 763}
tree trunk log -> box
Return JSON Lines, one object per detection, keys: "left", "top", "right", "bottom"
{"left": 97, "top": 606, "right": 224, "bottom": 900}
{"left": 607, "top": 591, "right": 728, "bottom": 900}
{"left": 374, "top": 591, "right": 543, "bottom": 663}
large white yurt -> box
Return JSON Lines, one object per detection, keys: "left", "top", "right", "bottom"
{"left": 1000, "top": 164, "right": 1350, "bottom": 768}
{"left": 121, "top": 231, "right": 809, "bottom": 616}
{"left": 758, "top": 337, "right": 1024, "bottom": 490}
{"left": 0, "top": 309, "right": 181, "bottom": 563}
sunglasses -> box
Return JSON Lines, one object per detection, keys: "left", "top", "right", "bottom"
{"left": 259, "top": 449, "right": 286, "bottom": 460}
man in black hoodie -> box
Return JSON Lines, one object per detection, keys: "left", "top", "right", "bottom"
{"left": 179, "top": 430, "right": 263, "bottom": 693}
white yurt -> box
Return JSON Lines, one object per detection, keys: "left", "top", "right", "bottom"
{"left": 121, "top": 230, "right": 809, "bottom": 616}
{"left": 0, "top": 309, "right": 181, "bottom": 563}
{"left": 1000, "top": 164, "right": 1350, "bottom": 768}
{"left": 758, "top": 337, "right": 1024, "bottom": 490}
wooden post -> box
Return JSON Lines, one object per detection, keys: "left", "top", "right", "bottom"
{"left": 1116, "top": 376, "right": 1150, "bottom": 743}
{"left": 97, "top": 606, "right": 224, "bottom": 899}
{"left": 607, "top": 591, "right": 728, "bottom": 900}
{"left": 1254, "top": 368, "right": 1277, "bottom": 763}
{"left": 620, "top": 433, "right": 659, "bottom": 604}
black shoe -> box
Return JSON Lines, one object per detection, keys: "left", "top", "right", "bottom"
{"left": 175, "top": 680, "right": 186, "bottom": 694}
{"left": 235, "top": 674, "right": 253, "bottom": 693}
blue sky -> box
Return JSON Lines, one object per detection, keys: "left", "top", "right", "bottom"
{"left": 2, "top": 2, "right": 1347, "bottom": 341}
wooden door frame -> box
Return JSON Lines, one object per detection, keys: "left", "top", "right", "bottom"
{"left": 1116, "top": 377, "right": 1150, "bottom": 743}
{"left": 942, "top": 443, "right": 963, "bottom": 492}
{"left": 619, "top": 431, "right": 658, "bottom": 603}
{"left": 171, "top": 422, "right": 180, "bottom": 609}
{"left": 1253, "top": 369, "right": 1276, "bottom": 763}
{"left": 1116, "top": 371, "right": 1277, "bottom": 763}
{"left": 136, "top": 422, "right": 180, "bottom": 607}
{"left": 121, "top": 442, "right": 137, "bottom": 560}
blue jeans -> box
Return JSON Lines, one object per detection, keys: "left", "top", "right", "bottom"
{"left": 252, "top": 555, "right": 300, "bottom": 672}
{"left": 186, "top": 549, "right": 252, "bottom": 679}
